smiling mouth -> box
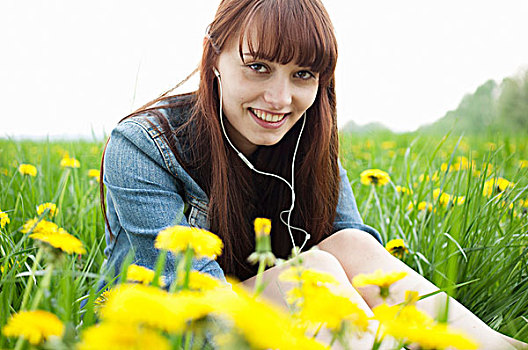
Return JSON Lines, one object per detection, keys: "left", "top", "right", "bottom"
{"left": 249, "top": 108, "right": 289, "bottom": 123}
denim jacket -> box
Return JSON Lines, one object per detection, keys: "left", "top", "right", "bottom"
{"left": 102, "top": 97, "right": 381, "bottom": 286}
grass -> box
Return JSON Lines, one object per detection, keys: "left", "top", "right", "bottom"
{"left": 0, "top": 131, "right": 527, "bottom": 348}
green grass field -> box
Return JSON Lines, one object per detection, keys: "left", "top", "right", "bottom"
{"left": 0, "top": 132, "right": 527, "bottom": 348}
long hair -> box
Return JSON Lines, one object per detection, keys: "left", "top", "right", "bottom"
{"left": 101, "top": 0, "right": 340, "bottom": 281}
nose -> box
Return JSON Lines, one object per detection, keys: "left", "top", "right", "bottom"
{"left": 263, "top": 75, "right": 292, "bottom": 110}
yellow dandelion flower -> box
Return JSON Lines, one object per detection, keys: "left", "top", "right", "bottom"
{"left": 352, "top": 269, "right": 408, "bottom": 298}
{"left": 453, "top": 196, "right": 466, "bottom": 205}
{"left": 248, "top": 218, "right": 275, "bottom": 266}
{"left": 78, "top": 323, "right": 170, "bottom": 350}
{"left": 385, "top": 239, "right": 408, "bottom": 259}
{"left": 395, "top": 185, "right": 413, "bottom": 195}
{"left": 154, "top": 225, "right": 223, "bottom": 259}
{"left": 126, "top": 264, "right": 165, "bottom": 287}
{"left": 360, "top": 169, "right": 391, "bottom": 186}
{"left": 30, "top": 228, "right": 86, "bottom": 255}
{"left": 520, "top": 199, "right": 528, "bottom": 208}
{"left": 483, "top": 177, "right": 514, "bottom": 197}
{"left": 372, "top": 303, "right": 479, "bottom": 349}
{"left": 279, "top": 267, "right": 339, "bottom": 286}
{"left": 21, "top": 218, "right": 59, "bottom": 234}
{"left": 87, "top": 169, "right": 100, "bottom": 182}
{"left": 419, "top": 172, "right": 439, "bottom": 182}
{"left": 100, "top": 284, "right": 214, "bottom": 333}
{"left": 433, "top": 188, "right": 451, "bottom": 207}
{"left": 0, "top": 210, "right": 10, "bottom": 229}
{"left": 415, "top": 201, "right": 433, "bottom": 212}
{"left": 404, "top": 290, "right": 420, "bottom": 305}
{"left": 60, "top": 154, "right": 80, "bottom": 168}
{"left": 18, "top": 164, "right": 37, "bottom": 177}
{"left": 209, "top": 284, "right": 327, "bottom": 350}
{"left": 36, "top": 202, "right": 58, "bottom": 218}
{"left": 177, "top": 270, "right": 222, "bottom": 291}
{"left": 440, "top": 163, "right": 449, "bottom": 172}
{"left": 94, "top": 289, "right": 112, "bottom": 308}
{"left": 2, "top": 310, "right": 64, "bottom": 345}
{"left": 254, "top": 217, "right": 271, "bottom": 237}
{"left": 419, "top": 323, "right": 479, "bottom": 349}
{"left": 520, "top": 160, "right": 528, "bottom": 168}
{"left": 294, "top": 284, "right": 369, "bottom": 331}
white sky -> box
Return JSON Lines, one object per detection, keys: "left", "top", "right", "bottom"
{"left": 1, "top": 0, "right": 528, "bottom": 139}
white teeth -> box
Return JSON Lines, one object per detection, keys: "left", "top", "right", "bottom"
{"left": 252, "top": 108, "right": 286, "bottom": 123}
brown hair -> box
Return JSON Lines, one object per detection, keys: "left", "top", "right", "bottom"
{"left": 101, "top": 0, "right": 340, "bottom": 281}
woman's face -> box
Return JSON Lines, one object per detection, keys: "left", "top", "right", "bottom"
{"left": 215, "top": 37, "right": 320, "bottom": 156}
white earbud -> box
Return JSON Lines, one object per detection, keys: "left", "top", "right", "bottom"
{"left": 214, "top": 68, "right": 311, "bottom": 254}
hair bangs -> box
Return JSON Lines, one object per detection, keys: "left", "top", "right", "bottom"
{"left": 237, "top": 0, "right": 337, "bottom": 82}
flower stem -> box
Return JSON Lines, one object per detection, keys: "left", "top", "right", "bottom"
{"left": 19, "top": 248, "right": 43, "bottom": 311}
{"left": 253, "top": 259, "right": 266, "bottom": 296}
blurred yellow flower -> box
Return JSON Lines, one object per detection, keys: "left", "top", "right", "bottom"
{"left": 2, "top": 310, "right": 64, "bottom": 345}
{"left": 210, "top": 284, "right": 327, "bottom": 350}
{"left": 433, "top": 188, "right": 451, "bottom": 207}
{"left": 37, "top": 202, "right": 58, "bottom": 218}
{"left": 352, "top": 269, "right": 407, "bottom": 298}
{"left": 395, "top": 185, "right": 413, "bottom": 195}
{"left": 279, "top": 267, "right": 339, "bottom": 286}
{"left": 293, "top": 283, "right": 369, "bottom": 332}
{"left": 18, "top": 163, "right": 37, "bottom": 177}
{"left": 418, "top": 201, "right": 433, "bottom": 212}
{"left": 404, "top": 290, "right": 420, "bottom": 305}
{"left": 0, "top": 168, "right": 8, "bottom": 176}
{"left": 453, "top": 196, "right": 466, "bottom": 205}
{"left": 360, "top": 169, "right": 391, "bottom": 186}
{"left": 154, "top": 225, "right": 223, "bottom": 259}
{"left": 60, "top": 154, "right": 80, "bottom": 168}
{"left": 385, "top": 239, "right": 408, "bottom": 259}
{"left": 30, "top": 228, "right": 86, "bottom": 255}
{"left": 177, "top": 270, "right": 222, "bottom": 291}
{"left": 126, "top": 264, "right": 165, "bottom": 287}
{"left": 483, "top": 177, "right": 514, "bottom": 197}
{"left": 254, "top": 217, "right": 271, "bottom": 237}
{"left": 78, "top": 323, "right": 170, "bottom": 350}
{"left": 373, "top": 303, "right": 478, "bottom": 349}
{"left": 520, "top": 160, "right": 528, "bottom": 168}
{"left": 0, "top": 210, "right": 10, "bottom": 229}
{"left": 21, "top": 218, "right": 59, "bottom": 234}
{"left": 87, "top": 169, "right": 101, "bottom": 182}
{"left": 419, "top": 172, "right": 439, "bottom": 182}
{"left": 100, "top": 284, "right": 213, "bottom": 333}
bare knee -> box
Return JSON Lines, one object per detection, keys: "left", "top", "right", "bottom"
{"left": 318, "top": 228, "right": 383, "bottom": 257}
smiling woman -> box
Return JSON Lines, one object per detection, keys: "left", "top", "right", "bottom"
{"left": 96, "top": 0, "right": 526, "bottom": 348}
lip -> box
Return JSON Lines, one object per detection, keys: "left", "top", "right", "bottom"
{"left": 249, "top": 108, "right": 289, "bottom": 129}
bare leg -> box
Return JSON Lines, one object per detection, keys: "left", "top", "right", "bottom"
{"left": 241, "top": 249, "right": 399, "bottom": 349}
{"left": 318, "top": 228, "right": 525, "bottom": 350}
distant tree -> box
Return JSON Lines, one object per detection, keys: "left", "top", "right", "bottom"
{"left": 496, "top": 71, "right": 528, "bottom": 133}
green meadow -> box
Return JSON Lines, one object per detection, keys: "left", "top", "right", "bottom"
{"left": 0, "top": 132, "right": 527, "bottom": 348}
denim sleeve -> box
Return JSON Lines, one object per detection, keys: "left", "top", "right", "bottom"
{"left": 333, "top": 159, "right": 383, "bottom": 244}
{"left": 102, "top": 119, "right": 226, "bottom": 286}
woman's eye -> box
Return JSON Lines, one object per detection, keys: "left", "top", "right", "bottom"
{"left": 248, "top": 63, "right": 268, "bottom": 73}
{"left": 295, "top": 70, "right": 315, "bottom": 80}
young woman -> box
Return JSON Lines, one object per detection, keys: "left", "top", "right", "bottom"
{"left": 100, "top": 0, "right": 525, "bottom": 348}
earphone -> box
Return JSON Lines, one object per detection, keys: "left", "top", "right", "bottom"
{"left": 213, "top": 67, "right": 311, "bottom": 253}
